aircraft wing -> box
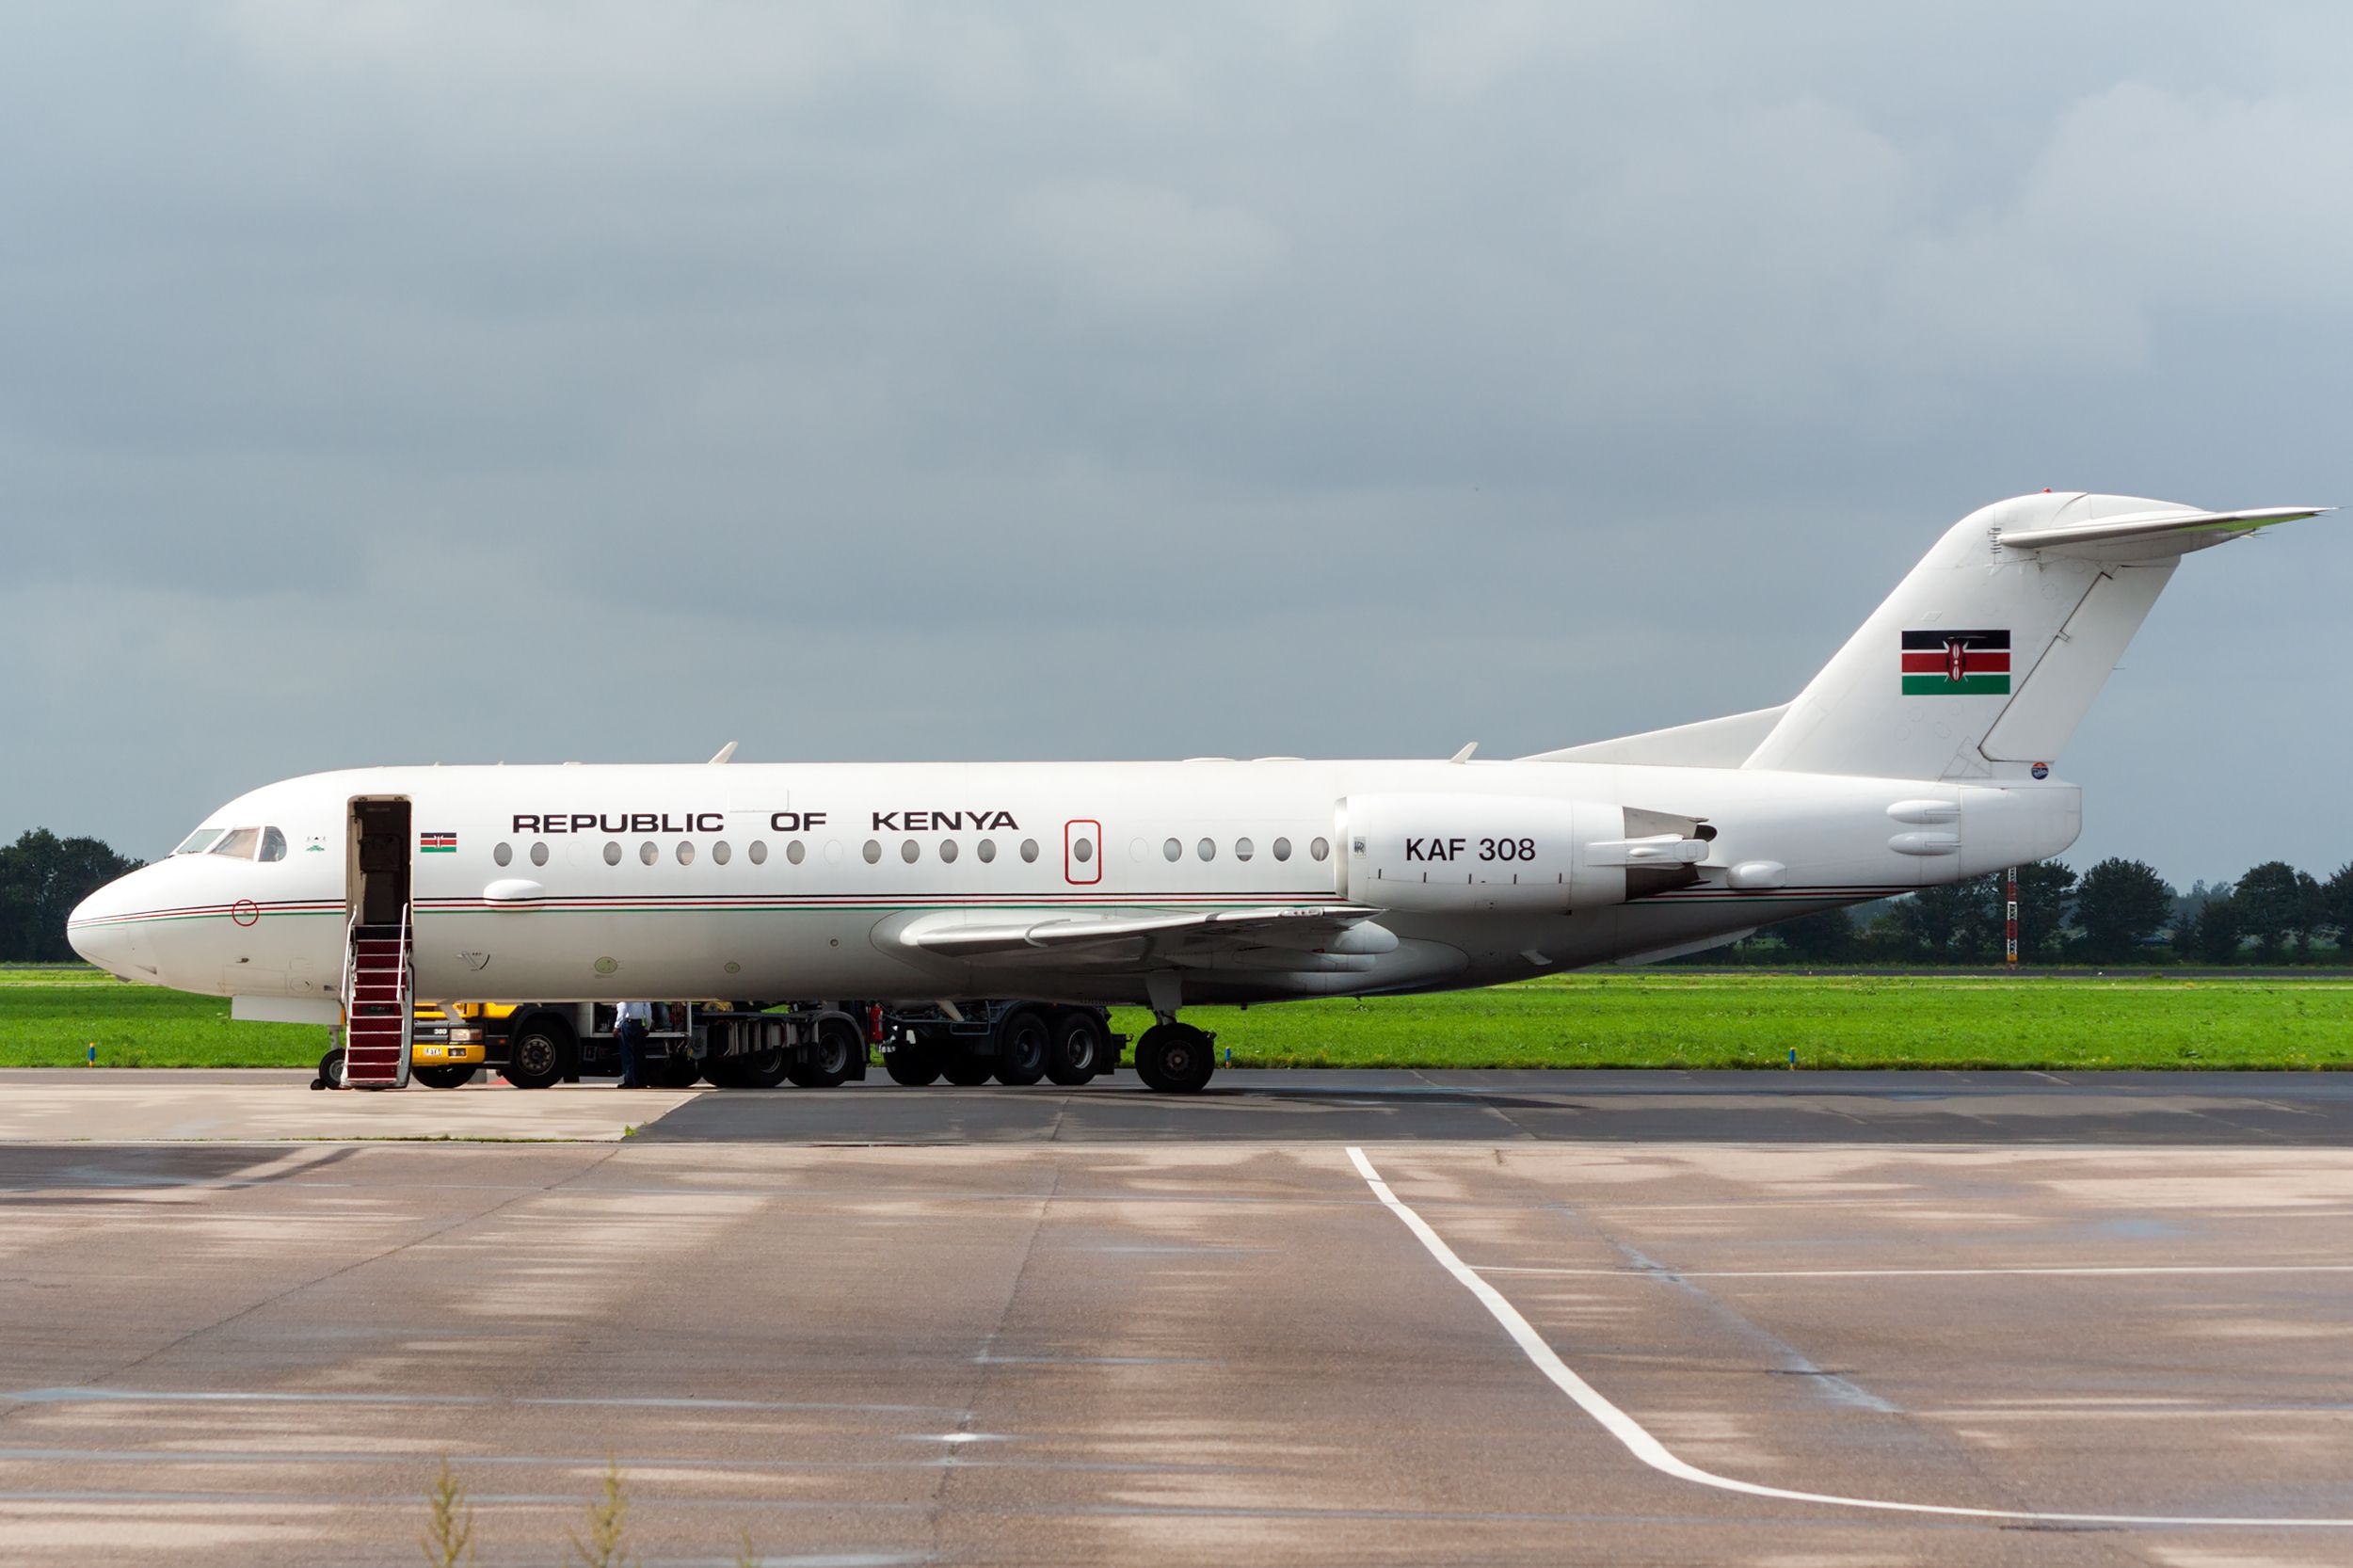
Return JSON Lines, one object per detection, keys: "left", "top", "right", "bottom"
{"left": 898, "top": 904, "right": 1392, "bottom": 965}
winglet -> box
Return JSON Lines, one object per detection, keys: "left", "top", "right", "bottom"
{"left": 707, "top": 742, "right": 738, "bottom": 765}
{"left": 1449, "top": 742, "right": 1479, "bottom": 763}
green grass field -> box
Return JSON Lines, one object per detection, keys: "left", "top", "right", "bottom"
{"left": 0, "top": 966, "right": 329, "bottom": 1067}
{"left": 5, "top": 965, "right": 2350, "bottom": 1071}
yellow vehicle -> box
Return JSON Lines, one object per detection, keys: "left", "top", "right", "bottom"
{"left": 407, "top": 1002, "right": 493, "bottom": 1089}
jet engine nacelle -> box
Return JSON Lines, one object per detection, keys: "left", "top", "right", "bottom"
{"left": 1339, "top": 793, "right": 1705, "bottom": 914}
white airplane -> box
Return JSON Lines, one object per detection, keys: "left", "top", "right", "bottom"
{"left": 70, "top": 491, "right": 2329, "bottom": 1092}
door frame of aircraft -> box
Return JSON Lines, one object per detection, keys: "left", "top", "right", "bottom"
{"left": 348, "top": 795, "right": 412, "bottom": 929}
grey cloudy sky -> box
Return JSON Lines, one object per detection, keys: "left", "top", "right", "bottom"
{"left": 4, "top": 2, "right": 2346, "bottom": 885}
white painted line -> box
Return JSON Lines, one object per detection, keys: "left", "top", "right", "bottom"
{"left": 1472, "top": 1263, "right": 2353, "bottom": 1281}
{"left": 1344, "top": 1145, "right": 2353, "bottom": 1529}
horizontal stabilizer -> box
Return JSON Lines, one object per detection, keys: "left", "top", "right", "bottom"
{"left": 1998, "top": 504, "right": 2330, "bottom": 562}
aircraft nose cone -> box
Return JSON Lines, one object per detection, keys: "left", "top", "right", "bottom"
{"left": 68, "top": 879, "right": 156, "bottom": 982}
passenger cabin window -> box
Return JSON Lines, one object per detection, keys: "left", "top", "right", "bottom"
{"left": 1196, "top": 838, "right": 1215, "bottom": 861}
{"left": 863, "top": 840, "right": 882, "bottom": 864}
{"left": 1235, "top": 838, "right": 1254, "bottom": 861}
{"left": 639, "top": 840, "right": 659, "bottom": 865}
{"left": 1311, "top": 837, "right": 1330, "bottom": 861}
{"left": 780, "top": 840, "right": 800, "bottom": 865}
{"left": 173, "top": 827, "right": 226, "bottom": 856}
{"left": 677, "top": 841, "right": 696, "bottom": 866}
{"left": 531, "top": 842, "right": 550, "bottom": 867}
{"left": 211, "top": 827, "right": 261, "bottom": 858}
{"left": 978, "top": 839, "right": 997, "bottom": 863}
{"left": 604, "top": 841, "right": 623, "bottom": 865}
{"left": 1019, "top": 839, "right": 1039, "bottom": 863}
{"left": 712, "top": 840, "right": 730, "bottom": 865}
{"left": 260, "top": 827, "right": 288, "bottom": 862}
{"left": 940, "top": 839, "right": 959, "bottom": 863}
{"left": 752, "top": 841, "right": 772, "bottom": 865}
{"left": 901, "top": 839, "right": 920, "bottom": 864}
{"left": 1163, "top": 838, "right": 1181, "bottom": 861}
{"left": 1273, "top": 838, "right": 1292, "bottom": 861}
{"left": 493, "top": 842, "right": 513, "bottom": 867}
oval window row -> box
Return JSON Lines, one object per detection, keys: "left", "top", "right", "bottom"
{"left": 490, "top": 835, "right": 1334, "bottom": 870}
{"left": 1160, "top": 835, "right": 1325, "bottom": 864}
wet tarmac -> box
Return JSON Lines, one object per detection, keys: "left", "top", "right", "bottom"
{"left": 0, "top": 1071, "right": 2348, "bottom": 1563}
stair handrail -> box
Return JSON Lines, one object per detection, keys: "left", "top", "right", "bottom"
{"left": 338, "top": 903, "right": 360, "bottom": 1023}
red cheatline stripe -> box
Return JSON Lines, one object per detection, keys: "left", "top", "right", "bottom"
{"left": 1900, "top": 651, "right": 2010, "bottom": 675}
{"left": 68, "top": 900, "right": 344, "bottom": 927}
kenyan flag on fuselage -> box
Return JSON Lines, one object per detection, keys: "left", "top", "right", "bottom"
{"left": 419, "top": 831, "right": 457, "bottom": 854}
{"left": 1901, "top": 629, "right": 2010, "bottom": 696}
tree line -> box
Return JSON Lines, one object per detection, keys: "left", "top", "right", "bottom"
{"left": 1743, "top": 857, "right": 2353, "bottom": 966}
{"left": 3, "top": 826, "right": 2349, "bottom": 967}
{"left": 0, "top": 830, "right": 143, "bottom": 962}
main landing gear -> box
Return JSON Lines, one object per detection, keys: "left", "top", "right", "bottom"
{"left": 1132, "top": 1016, "right": 1216, "bottom": 1094}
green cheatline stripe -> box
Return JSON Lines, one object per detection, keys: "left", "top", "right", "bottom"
{"left": 419, "top": 846, "right": 456, "bottom": 853}
{"left": 1902, "top": 674, "right": 2011, "bottom": 696}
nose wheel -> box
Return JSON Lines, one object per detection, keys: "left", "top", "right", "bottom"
{"left": 1133, "top": 1021, "right": 1216, "bottom": 1094}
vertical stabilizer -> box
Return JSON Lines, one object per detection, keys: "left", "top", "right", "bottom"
{"left": 1742, "top": 492, "right": 2329, "bottom": 781}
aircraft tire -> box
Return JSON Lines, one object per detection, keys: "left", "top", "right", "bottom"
{"left": 1045, "top": 1011, "right": 1107, "bottom": 1085}
{"left": 315, "top": 1046, "right": 346, "bottom": 1090}
{"left": 992, "top": 1009, "right": 1050, "bottom": 1086}
{"left": 503, "top": 1018, "right": 571, "bottom": 1090}
{"left": 1134, "top": 1023, "right": 1215, "bottom": 1094}
{"left": 884, "top": 1048, "right": 944, "bottom": 1086}
{"left": 786, "top": 1016, "right": 860, "bottom": 1088}
{"left": 940, "top": 1053, "right": 995, "bottom": 1086}
{"left": 414, "top": 1064, "right": 477, "bottom": 1090}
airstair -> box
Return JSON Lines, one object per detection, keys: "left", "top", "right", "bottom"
{"left": 340, "top": 904, "right": 413, "bottom": 1089}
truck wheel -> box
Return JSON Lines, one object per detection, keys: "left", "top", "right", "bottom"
{"left": 941, "top": 1053, "right": 995, "bottom": 1086}
{"left": 701, "top": 1058, "right": 744, "bottom": 1088}
{"left": 1046, "top": 1011, "right": 1107, "bottom": 1084}
{"left": 734, "top": 1049, "right": 791, "bottom": 1089}
{"left": 503, "top": 1019, "right": 571, "bottom": 1090}
{"left": 884, "top": 1048, "right": 943, "bottom": 1086}
{"left": 414, "top": 1064, "right": 477, "bottom": 1090}
{"left": 787, "top": 1016, "right": 860, "bottom": 1088}
{"left": 652, "top": 1055, "right": 702, "bottom": 1089}
{"left": 1134, "top": 1023, "right": 1216, "bottom": 1094}
{"left": 993, "top": 1009, "right": 1050, "bottom": 1086}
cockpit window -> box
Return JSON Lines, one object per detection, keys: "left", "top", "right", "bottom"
{"left": 174, "top": 827, "right": 226, "bottom": 856}
{"left": 260, "top": 827, "right": 288, "bottom": 862}
{"left": 211, "top": 827, "right": 262, "bottom": 858}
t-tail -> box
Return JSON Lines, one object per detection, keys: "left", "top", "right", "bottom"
{"left": 1738, "top": 492, "right": 2332, "bottom": 782}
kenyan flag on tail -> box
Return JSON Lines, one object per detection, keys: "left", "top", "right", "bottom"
{"left": 1901, "top": 629, "right": 2010, "bottom": 696}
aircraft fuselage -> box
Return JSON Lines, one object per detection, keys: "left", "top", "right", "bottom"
{"left": 68, "top": 757, "right": 2079, "bottom": 1011}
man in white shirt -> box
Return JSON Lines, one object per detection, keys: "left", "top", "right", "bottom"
{"left": 613, "top": 1001, "right": 652, "bottom": 1088}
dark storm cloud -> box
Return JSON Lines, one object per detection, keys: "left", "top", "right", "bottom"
{"left": 3, "top": 1, "right": 2347, "bottom": 885}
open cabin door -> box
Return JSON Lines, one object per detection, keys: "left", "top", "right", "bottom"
{"left": 342, "top": 798, "right": 414, "bottom": 1089}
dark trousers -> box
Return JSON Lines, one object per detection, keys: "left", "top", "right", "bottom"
{"left": 616, "top": 1019, "right": 646, "bottom": 1085}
